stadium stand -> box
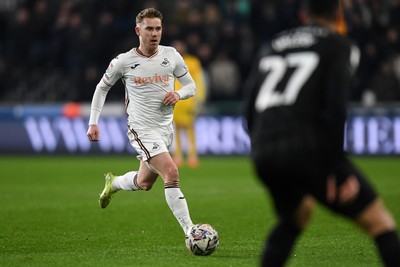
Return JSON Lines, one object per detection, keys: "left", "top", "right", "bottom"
{"left": 0, "top": 0, "right": 399, "bottom": 107}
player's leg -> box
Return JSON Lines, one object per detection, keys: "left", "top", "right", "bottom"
{"left": 355, "top": 199, "right": 400, "bottom": 267}
{"left": 187, "top": 124, "right": 199, "bottom": 168}
{"left": 124, "top": 127, "right": 194, "bottom": 234}
{"left": 254, "top": 162, "right": 311, "bottom": 267}
{"left": 99, "top": 152, "right": 161, "bottom": 207}
{"left": 173, "top": 125, "right": 184, "bottom": 167}
{"left": 110, "top": 167, "right": 148, "bottom": 191}
{"left": 99, "top": 171, "right": 136, "bottom": 208}
{"left": 99, "top": 127, "right": 163, "bottom": 208}
{"left": 148, "top": 152, "right": 194, "bottom": 235}
{"left": 321, "top": 158, "right": 400, "bottom": 267}
{"left": 295, "top": 195, "right": 315, "bottom": 229}
{"left": 355, "top": 198, "right": 396, "bottom": 236}
{"left": 262, "top": 194, "right": 314, "bottom": 267}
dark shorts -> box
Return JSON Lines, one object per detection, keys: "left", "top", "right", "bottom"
{"left": 253, "top": 153, "right": 377, "bottom": 219}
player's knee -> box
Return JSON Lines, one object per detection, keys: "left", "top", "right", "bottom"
{"left": 296, "top": 196, "right": 315, "bottom": 229}
{"left": 356, "top": 199, "right": 397, "bottom": 237}
{"left": 138, "top": 181, "right": 154, "bottom": 191}
{"left": 165, "top": 166, "right": 179, "bottom": 181}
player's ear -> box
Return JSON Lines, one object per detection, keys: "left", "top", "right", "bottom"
{"left": 297, "top": 2, "right": 310, "bottom": 25}
{"left": 298, "top": 8, "right": 309, "bottom": 25}
{"left": 135, "top": 25, "right": 140, "bottom": 36}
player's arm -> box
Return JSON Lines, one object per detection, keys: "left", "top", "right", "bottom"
{"left": 323, "top": 42, "right": 360, "bottom": 156}
{"left": 164, "top": 73, "right": 195, "bottom": 105}
{"left": 173, "top": 50, "right": 196, "bottom": 100}
{"left": 243, "top": 44, "right": 271, "bottom": 133}
{"left": 192, "top": 59, "right": 206, "bottom": 104}
{"left": 87, "top": 56, "right": 123, "bottom": 141}
{"left": 86, "top": 81, "right": 109, "bottom": 141}
{"left": 175, "top": 72, "right": 195, "bottom": 100}
{"left": 243, "top": 59, "right": 260, "bottom": 133}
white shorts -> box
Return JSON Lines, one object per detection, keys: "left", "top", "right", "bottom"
{"left": 127, "top": 127, "right": 173, "bottom": 162}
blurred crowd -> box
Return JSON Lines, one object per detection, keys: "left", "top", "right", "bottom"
{"left": 0, "top": 0, "right": 400, "bottom": 106}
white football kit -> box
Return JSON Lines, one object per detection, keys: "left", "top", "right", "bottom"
{"left": 89, "top": 45, "right": 196, "bottom": 161}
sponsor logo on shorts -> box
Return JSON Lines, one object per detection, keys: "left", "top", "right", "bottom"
{"left": 152, "top": 142, "right": 160, "bottom": 151}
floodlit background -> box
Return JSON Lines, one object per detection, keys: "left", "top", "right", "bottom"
{"left": 1, "top": 0, "right": 400, "bottom": 155}
{"left": 1, "top": 0, "right": 399, "bottom": 104}
{"left": 0, "top": 1, "right": 400, "bottom": 266}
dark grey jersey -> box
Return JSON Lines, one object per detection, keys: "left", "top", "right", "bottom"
{"left": 245, "top": 25, "right": 360, "bottom": 159}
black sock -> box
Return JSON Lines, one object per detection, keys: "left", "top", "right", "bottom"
{"left": 261, "top": 220, "right": 301, "bottom": 267}
{"left": 374, "top": 231, "right": 400, "bottom": 267}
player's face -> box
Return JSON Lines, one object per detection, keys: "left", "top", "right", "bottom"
{"left": 136, "top": 17, "right": 162, "bottom": 54}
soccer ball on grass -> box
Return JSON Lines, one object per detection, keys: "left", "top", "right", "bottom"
{"left": 185, "top": 223, "right": 219, "bottom": 256}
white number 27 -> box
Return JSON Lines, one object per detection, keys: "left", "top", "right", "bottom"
{"left": 255, "top": 52, "right": 319, "bottom": 112}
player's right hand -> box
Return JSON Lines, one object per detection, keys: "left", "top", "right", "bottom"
{"left": 163, "top": 92, "right": 180, "bottom": 106}
{"left": 87, "top": 124, "right": 100, "bottom": 141}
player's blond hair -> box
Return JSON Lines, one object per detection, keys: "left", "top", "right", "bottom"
{"left": 136, "top": 8, "right": 163, "bottom": 25}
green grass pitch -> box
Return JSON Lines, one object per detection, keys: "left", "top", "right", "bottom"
{"left": 0, "top": 155, "right": 399, "bottom": 267}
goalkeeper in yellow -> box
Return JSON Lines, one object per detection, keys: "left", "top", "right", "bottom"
{"left": 172, "top": 40, "right": 206, "bottom": 168}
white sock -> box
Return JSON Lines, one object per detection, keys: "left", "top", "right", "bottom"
{"left": 112, "top": 171, "right": 140, "bottom": 191}
{"left": 165, "top": 187, "right": 193, "bottom": 234}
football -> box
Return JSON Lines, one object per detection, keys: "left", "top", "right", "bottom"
{"left": 185, "top": 223, "right": 219, "bottom": 256}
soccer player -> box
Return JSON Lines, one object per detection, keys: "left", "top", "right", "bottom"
{"left": 244, "top": 0, "right": 400, "bottom": 266}
{"left": 171, "top": 39, "right": 206, "bottom": 168}
{"left": 86, "top": 8, "right": 195, "bottom": 237}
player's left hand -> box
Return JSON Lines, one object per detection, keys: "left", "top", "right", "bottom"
{"left": 163, "top": 92, "right": 180, "bottom": 106}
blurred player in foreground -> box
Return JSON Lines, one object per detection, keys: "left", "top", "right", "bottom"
{"left": 172, "top": 39, "right": 206, "bottom": 168}
{"left": 86, "top": 8, "right": 196, "bottom": 237}
{"left": 244, "top": 0, "right": 400, "bottom": 266}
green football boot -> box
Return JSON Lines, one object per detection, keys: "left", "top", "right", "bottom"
{"left": 99, "top": 172, "right": 117, "bottom": 209}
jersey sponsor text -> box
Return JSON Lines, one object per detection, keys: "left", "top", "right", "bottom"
{"left": 132, "top": 74, "right": 170, "bottom": 85}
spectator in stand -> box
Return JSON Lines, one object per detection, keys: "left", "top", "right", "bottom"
{"left": 393, "top": 54, "right": 400, "bottom": 81}
{"left": 389, "top": 0, "right": 400, "bottom": 29}
{"left": 0, "top": 0, "right": 400, "bottom": 104}
{"left": 208, "top": 51, "right": 241, "bottom": 100}
{"left": 353, "top": 42, "right": 380, "bottom": 101}
{"left": 48, "top": 3, "right": 70, "bottom": 71}
{"left": 30, "top": 0, "right": 52, "bottom": 67}
{"left": 202, "top": 3, "right": 222, "bottom": 49}
{"left": 172, "top": 39, "right": 206, "bottom": 168}
{"left": 368, "top": 60, "right": 400, "bottom": 102}
{"left": 7, "top": 7, "right": 32, "bottom": 70}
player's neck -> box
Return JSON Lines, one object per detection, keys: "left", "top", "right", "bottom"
{"left": 137, "top": 46, "right": 158, "bottom": 57}
{"left": 311, "top": 18, "right": 337, "bottom": 32}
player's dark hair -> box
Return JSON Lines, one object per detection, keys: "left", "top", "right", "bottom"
{"left": 136, "top": 8, "right": 163, "bottom": 24}
{"left": 304, "top": 0, "right": 339, "bottom": 20}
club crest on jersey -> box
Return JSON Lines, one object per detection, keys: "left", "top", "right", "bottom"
{"left": 106, "top": 61, "right": 115, "bottom": 73}
{"left": 161, "top": 58, "right": 170, "bottom": 67}
{"left": 152, "top": 142, "right": 160, "bottom": 151}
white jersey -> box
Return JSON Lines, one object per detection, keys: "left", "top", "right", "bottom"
{"left": 89, "top": 45, "right": 195, "bottom": 135}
